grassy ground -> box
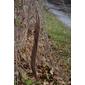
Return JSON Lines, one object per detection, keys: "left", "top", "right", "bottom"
{"left": 44, "top": 10, "right": 71, "bottom": 83}
{"left": 44, "top": 10, "right": 71, "bottom": 46}
{"left": 44, "top": 10, "right": 71, "bottom": 59}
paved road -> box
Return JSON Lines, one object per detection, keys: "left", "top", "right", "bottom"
{"left": 45, "top": 3, "right": 71, "bottom": 28}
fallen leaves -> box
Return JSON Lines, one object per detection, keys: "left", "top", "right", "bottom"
{"left": 14, "top": 0, "right": 71, "bottom": 85}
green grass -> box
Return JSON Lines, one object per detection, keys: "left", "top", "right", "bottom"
{"left": 44, "top": 10, "right": 71, "bottom": 52}
{"left": 44, "top": 11, "right": 71, "bottom": 58}
{"left": 44, "top": 10, "right": 71, "bottom": 83}
{"left": 44, "top": 11, "right": 71, "bottom": 46}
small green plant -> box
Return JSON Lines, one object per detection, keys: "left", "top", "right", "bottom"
{"left": 24, "top": 79, "right": 33, "bottom": 85}
{"left": 24, "top": 79, "right": 41, "bottom": 85}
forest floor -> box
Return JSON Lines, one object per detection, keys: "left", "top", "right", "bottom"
{"left": 15, "top": 8, "right": 71, "bottom": 85}
{"left": 44, "top": 10, "right": 71, "bottom": 85}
